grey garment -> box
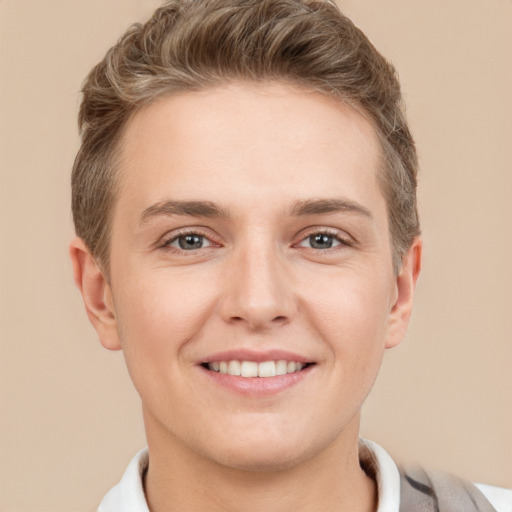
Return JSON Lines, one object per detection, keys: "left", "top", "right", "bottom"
{"left": 399, "top": 466, "right": 497, "bottom": 512}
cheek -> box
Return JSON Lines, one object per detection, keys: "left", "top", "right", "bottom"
{"left": 289, "top": 270, "right": 391, "bottom": 437}
{"left": 303, "top": 268, "right": 392, "bottom": 343}
{"left": 111, "top": 270, "right": 223, "bottom": 426}
{"left": 300, "top": 267, "right": 392, "bottom": 387}
{"left": 112, "top": 269, "right": 218, "bottom": 375}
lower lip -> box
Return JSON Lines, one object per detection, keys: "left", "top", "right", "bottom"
{"left": 199, "top": 365, "right": 314, "bottom": 396}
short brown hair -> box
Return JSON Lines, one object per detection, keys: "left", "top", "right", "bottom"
{"left": 72, "top": 0, "right": 420, "bottom": 274}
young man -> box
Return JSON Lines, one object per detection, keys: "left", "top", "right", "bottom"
{"left": 69, "top": 1, "right": 511, "bottom": 510}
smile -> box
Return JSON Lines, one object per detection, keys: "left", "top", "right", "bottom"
{"left": 204, "top": 360, "right": 310, "bottom": 378}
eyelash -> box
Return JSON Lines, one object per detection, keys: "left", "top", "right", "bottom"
{"left": 295, "top": 229, "right": 353, "bottom": 251}
{"left": 160, "top": 228, "right": 219, "bottom": 253}
{"left": 159, "top": 227, "right": 353, "bottom": 254}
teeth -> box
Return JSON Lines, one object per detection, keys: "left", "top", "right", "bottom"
{"left": 240, "top": 361, "right": 258, "bottom": 377}
{"left": 276, "top": 360, "right": 288, "bottom": 375}
{"left": 258, "top": 361, "right": 276, "bottom": 377}
{"left": 228, "top": 360, "right": 241, "bottom": 376}
{"left": 207, "top": 359, "right": 307, "bottom": 377}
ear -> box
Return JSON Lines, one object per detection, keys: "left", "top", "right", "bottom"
{"left": 385, "top": 237, "right": 422, "bottom": 349}
{"left": 69, "top": 237, "right": 122, "bottom": 350}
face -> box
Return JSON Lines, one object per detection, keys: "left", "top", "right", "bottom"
{"left": 73, "top": 82, "right": 420, "bottom": 472}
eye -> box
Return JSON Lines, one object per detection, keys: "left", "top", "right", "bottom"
{"left": 297, "top": 232, "right": 348, "bottom": 250}
{"left": 166, "top": 233, "right": 213, "bottom": 251}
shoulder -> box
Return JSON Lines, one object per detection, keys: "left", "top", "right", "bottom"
{"left": 360, "top": 438, "right": 511, "bottom": 512}
{"left": 400, "top": 465, "right": 511, "bottom": 512}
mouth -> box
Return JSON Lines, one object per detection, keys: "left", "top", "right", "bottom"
{"left": 201, "top": 360, "right": 315, "bottom": 378}
{"left": 197, "top": 350, "right": 316, "bottom": 395}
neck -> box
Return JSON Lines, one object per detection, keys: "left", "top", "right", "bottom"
{"left": 143, "top": 412, "right": 377, "bottom": 512}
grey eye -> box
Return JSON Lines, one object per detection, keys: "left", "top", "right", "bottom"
{"left": 309, "top": 233, "right": 334, "bottom": 249}
{"left": 298, "top": 233, "right": 343, "bottom": 250}
{"left": 170, "top": 234, "right": 212, "bottom": 250}
{"left": 180, "top": 234, "right": 203, "bottom": 249}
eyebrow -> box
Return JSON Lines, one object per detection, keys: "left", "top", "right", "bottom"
{"left": 139, "top": 200, "right": 229, "bottom": 225}
{"left": 289, "top": 198, "right": 372, "bottom": 218}
{"left": 139, "top": 197, "right": 372, "bottom": 225}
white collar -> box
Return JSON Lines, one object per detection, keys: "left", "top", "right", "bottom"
{"left": 98, "top": 447, "right": 150, "bottom": 512}
{"left": 98, "top": 438, "right": 401, "bottom": 512}
{"left": 359, "top": 438, "right": 401, "bottom": 512}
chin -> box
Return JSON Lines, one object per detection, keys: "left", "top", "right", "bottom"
{"left": 212, "top": 444, "right": 309, "bottom": 473}
{"left": 199, "top": 425, "right": 330, "bottom": 474}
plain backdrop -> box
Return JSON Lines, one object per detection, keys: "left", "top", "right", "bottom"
{"left": 0, "top": 0, "right": 510, "bottom": 510}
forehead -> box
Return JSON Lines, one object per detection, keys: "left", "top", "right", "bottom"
{"left": 115, "top": 82, "right": 384, "bottom": 220}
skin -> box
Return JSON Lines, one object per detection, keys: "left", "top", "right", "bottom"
{"left": 71, "top": 82, "right": 421, "bottom": 512}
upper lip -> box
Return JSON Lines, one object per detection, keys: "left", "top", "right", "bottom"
{"left": 199, "top": 349, "right": 313, "bottom": 364}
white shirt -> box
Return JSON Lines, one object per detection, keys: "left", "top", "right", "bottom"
{"left": 98, "top": 439, "right": 511, "bottom": 512}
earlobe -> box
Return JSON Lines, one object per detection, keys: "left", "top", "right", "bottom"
{"left": 69, "top": 237, "right": 122, "bottom": 351}
{"left": 385, "top": 237, "right": 422, "bottom": 349}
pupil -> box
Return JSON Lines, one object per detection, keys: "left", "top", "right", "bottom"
{"left": 310, "top": 234, "right": 333, "bottom": 249}
{"left": 179, "top": 234, "right": 203, "bottom": 250}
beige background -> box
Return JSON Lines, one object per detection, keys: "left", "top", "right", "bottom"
{"left": 0, "top": 0, "right": 510, "bottom": 510}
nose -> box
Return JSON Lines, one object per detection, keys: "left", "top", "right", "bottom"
{"left": 218, "top": 243, "right": 297, "bottom": 331}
